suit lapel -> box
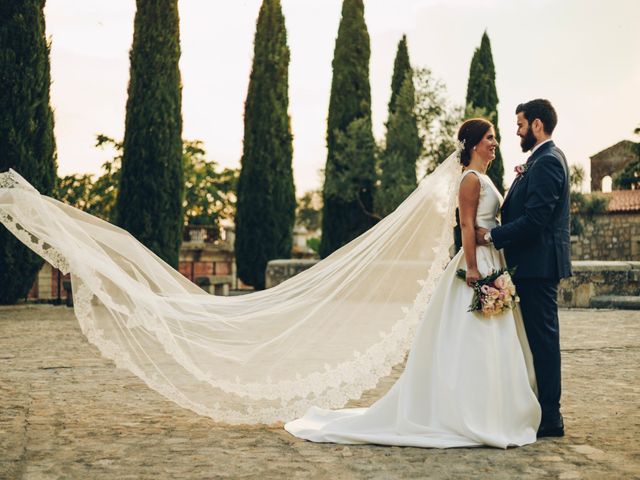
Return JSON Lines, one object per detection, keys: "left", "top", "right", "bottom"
{"left": 502, "top": 165, "right": 530, "bottom": 210}
{"left": 502, "top": 140, "right": 555, "bottom": 211}
{"left": 502, "top": 176, "right": 521, "bottom": 209}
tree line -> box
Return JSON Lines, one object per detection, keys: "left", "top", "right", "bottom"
{"left": 3, "top": 0, "right": 635, "bottom": 302}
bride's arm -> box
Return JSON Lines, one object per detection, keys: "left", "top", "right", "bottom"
{"left": 458, "top": 174, "right": 482, "bottom": 286}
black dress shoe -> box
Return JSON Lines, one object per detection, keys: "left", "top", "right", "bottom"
{"left": 537, "top": 416, "right": 565, "bottom": 438}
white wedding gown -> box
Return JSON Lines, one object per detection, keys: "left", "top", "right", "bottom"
{"left": 285, "top": 169, "right": 542, "bottom": 448}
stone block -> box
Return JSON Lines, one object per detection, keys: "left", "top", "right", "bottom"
{"left": 573, "top": 284, "right": 595, "bottom": 308}
{"left": 265, "top": 259, "right": 319, "bottom": 289}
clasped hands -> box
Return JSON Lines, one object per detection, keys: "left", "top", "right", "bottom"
{"left": 475, "top": 226, "right": 490, "bottom": 246}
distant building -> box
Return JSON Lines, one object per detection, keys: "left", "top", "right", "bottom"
{"left": 571, "top": 140, "right": 640, "bottom": 261}
{"left": 590, "top": 140, "right": 638, "bottom": 192}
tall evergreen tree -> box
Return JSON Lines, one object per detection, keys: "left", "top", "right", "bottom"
{"left": 388, "top": 35, "right": 411, "bottom": 115}
{"left": 116, "top": 0, "right": 183, "bottom": 268}
{"left": 377, "top": 36, "right": 420, "bottom": 217}
{"left": 0, "top": 1, "right": 57, "bottom": 304}
{"left": 320, "top": 0, "right": 376, "bottom": 258}
{"left": 465, "top": 31, "right": 504, "bottom": 194}
{"left": 235, "top": 0, "right": 295, "bottom": 290}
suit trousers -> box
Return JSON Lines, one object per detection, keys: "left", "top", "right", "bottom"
{"left": 514, "top": 278, "right": 562, "bottom": 422}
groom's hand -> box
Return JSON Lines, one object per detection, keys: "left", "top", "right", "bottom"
{"left": 475, "top": 227, "right": 489, "bottom": 245}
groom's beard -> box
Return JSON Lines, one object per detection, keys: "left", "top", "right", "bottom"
{"left": 520, "top": 126, "right": 537, "bottom": 152}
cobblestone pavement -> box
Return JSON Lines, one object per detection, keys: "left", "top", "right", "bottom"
{"left": 0, "top": 305, "right": 638, "bottom": 480}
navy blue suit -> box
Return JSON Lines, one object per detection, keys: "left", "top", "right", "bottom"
{"left": 491, "top": 140, "right": 571, "bottom": 423}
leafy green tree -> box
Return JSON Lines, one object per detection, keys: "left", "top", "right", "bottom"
{"left": 182, "top": 140, "right": 238, "bottom": 229}
{"left": 116, "top": 0, "right": 184, "bottom": 268}
{"left": 320, "top": 0, "right": 376, "bottom": 258}
{"left": 296, "top": 190, "right": 322, "bottom": 232}
{"left": 296, "top": 190, "right": 322, "bottom": 257}
{"left": 569, "top": 164, "right": 585, "bottom": 192}
{"left": 465, "top": 31, "right": 504, "bottom": 194}
{"left": 235, "top": 0, "right": 296, "bottom": 289}
{"left": 56, "top": 136, "right": 237, "bottom": 235}
{"left": 0, "top": 1, "right": 57, "bottom": 304}
{"left": 569, "top": 164, "right": 586, "bottom": 235}
{"left": 413, "top": 68, "right": 463, "bottom": 175}
{"left": 569, "top": 164, "right": 609, "bottom": 235}
{"left": 55, "top": 135, "right": 121, "bottom": 222}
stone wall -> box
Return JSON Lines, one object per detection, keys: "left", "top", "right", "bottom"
{"left": 265, "top": 259, "right": 318, "bottom": 289}
{"left": 571, "top": 212, "right": 640, "bottom": 261}
{"left": 559, "top": 261, "right": 640, "bottom": 308}
{"left": 266, "top": 259, "right": 639, "bottom": 309}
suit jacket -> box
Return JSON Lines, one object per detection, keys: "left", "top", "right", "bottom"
{"left": 491, "top": 140, "right": 572, "bottom": 280}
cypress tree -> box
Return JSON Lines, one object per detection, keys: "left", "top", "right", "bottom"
{"left": 465, "top": 31, "right": 504, "bottom": 194}
{"left": 388, "top": 35, "right": 411, "bottom": 115}
{"left": 0, "top": 1, "right": 57, "bottom": 304}
{"left": 235, "top": 0, "right": 295, "bottom": 290}
{"left": 319, "top": 0, "right": 376, "bottom": 258}
{"left": 377, "top": 36, "right": 420, "bottom": 217}
{"left": 116, "top": 0, "right": 183, "bottom": 268}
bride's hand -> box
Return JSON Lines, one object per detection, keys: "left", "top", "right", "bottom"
{"left": 466, "top": 267, "right": 481, "bottom": 287}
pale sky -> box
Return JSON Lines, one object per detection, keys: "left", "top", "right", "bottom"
{"left": 44, "top": 0, "right": 639, "bottom": 194}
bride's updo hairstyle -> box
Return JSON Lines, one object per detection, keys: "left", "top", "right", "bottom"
{"left": 457, "top": 118, "right": 494, "bottom": 166}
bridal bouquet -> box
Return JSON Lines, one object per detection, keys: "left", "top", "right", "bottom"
{"left": 456, "top": 268, "right": 519, "bottom": 317}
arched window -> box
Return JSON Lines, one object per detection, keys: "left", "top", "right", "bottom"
{"left": 601, "top": 175, "right": 612, "bottom": 193}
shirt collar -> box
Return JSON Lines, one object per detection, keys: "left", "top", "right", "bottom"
{"left": 530, "top": 139, "right": 552, "bottom": 156}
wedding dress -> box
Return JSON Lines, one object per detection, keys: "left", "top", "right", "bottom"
{"left": 0, "top": 152, "right": 539, "bottom": 445}
{"left": 285, "top": 169, "right": 541, "bottom": 448}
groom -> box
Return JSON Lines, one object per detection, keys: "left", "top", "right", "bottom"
{"left": 476, "top": 99, "right": 571, "bottom": 438}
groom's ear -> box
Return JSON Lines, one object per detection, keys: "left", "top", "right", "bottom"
{"left": 532, "top": 118, "right": 544, "bottom": 136}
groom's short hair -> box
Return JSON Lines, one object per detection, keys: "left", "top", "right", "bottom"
{"left": 516, "top": 99, "right": 558, "bottom": 135}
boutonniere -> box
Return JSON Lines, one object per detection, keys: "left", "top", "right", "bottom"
{"left": 514, "top": 163, "right": 530, "bottom": 179}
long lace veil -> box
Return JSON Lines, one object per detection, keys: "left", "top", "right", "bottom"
{"left": 0, "top": 151, "right": 461, "bottom": 423}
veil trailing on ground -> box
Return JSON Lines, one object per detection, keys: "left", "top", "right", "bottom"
{"left": 0, "top": 151, "right": 462, "bottom": 424}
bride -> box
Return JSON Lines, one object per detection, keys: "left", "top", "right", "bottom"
{"left": 284, "top": 118, "right": 541, "bottom": 448}
{"left": 0, "top": 118, "right": 540, "bottom": 449}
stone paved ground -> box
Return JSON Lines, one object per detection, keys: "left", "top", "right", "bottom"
{"left": 0, "top": 305, "right": 638, "bottom": 480}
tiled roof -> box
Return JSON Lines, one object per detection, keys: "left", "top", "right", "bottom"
{"left": 600, "top": 190, "right": 640, "bottom": 212}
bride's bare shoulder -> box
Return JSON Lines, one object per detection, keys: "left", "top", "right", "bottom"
{"left": 459, "top": 171, "right": 481, "bottom": 195}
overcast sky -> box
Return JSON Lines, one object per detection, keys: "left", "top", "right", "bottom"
{"left": 44, "top": 0, "right": 639, "bottom": 194}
